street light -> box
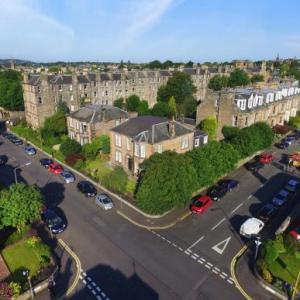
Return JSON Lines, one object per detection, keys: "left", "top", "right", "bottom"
{"left": 14, "top": 162, "right": 32, "bottom": 183}
{"left": 22, "top": 269, "right": 34, "bottom": 299}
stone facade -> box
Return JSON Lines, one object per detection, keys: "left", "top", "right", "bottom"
{"left": 197, "top": 82, "right": 300, "bottom": 139}
{"left": 110, "top": 116, "right": 208, "bottom": 175}
{"left": 67, "top": 105, "right": 129, "bottom": 145}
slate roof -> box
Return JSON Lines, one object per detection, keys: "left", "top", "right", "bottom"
{"left": 112, "top": 116, "right": 192, "bottom": 144}
{"left": 77, "top": 75, "right": 90, "bottom": 84}
{"left": 183, "top": 68, "right": 196, "bottom": 75}
{"left": 69, "top": 105, "right": 129, "bottom": 124}
{"left": 28, "top": 75, "right": 40, "bottom": 85}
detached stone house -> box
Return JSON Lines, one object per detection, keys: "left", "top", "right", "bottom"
{"left": 110, "top": 116, "right": 208, "bottom": 175}
{"left": 67, "top": 104, "right": 129, "bottom": 145}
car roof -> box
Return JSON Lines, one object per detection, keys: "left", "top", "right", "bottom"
{"left": 43, "top": 209, "right": 57, "bottom": 218}
{"left": 279, "top": 189, "right": 289, "bottom": 196}
{"left": 287, "top": 179, "right": 299, "bottom": 186}
{"left": 241, "top": 217, "right": 264, "bottom": 233}
{"left": 197, "top": 195, "right": 211, "bottom": 201}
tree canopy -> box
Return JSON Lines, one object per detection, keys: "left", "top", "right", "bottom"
{"left": 198, "top": 116, "right": 218, "bottom": 141}
{"left": 57, "top": 100, "right": 70, "bottom": 114}
{"left": 137, "top": 100, "right": 149, "bottom": 116}
{"left": 251, "top": 74, "right": 264, "bottom": 83}
{"left": 0, "top": 70, "right": 24, "bottom": 111}
{"left": 60, "top": 138, "right": 82, "bottom": 156}
{"left": 0, "top": 183, "right": 43, "bottom": 232}
{"left": 157, "top": 71, "right": 197, "bottom": 116}
{"left": 113, "top": 98, "right": 125, "bottom": 109}
{"left": 208, "top": 75, "right": 229, "bottom": 91}
{"left": 151, "top": 102, "right": 171, "bottom": 117}
{"left": 228, "top": 69, "right": 250, "bottom": 87}
{"left": 126, "top": 95, "right": 141, "bottom": 112}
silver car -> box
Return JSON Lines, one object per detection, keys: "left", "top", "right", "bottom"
{"left": 60, "top": 170, "right": 75, "bottom": 183}
{"left": 272, "top": 189, "right": 289, "bottom": 207}
{"left": 95, "top": 193, "right": 113, "bottom": 210}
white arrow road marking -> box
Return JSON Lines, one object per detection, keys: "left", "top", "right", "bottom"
{"left": 212, "top": 236, "right": 232, "bottom": 255}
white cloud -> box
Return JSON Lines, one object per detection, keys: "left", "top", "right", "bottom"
{"left": 120, "top": 0, "right": 175, "bottom": 46}
{"left": 0, "top": 0, "right": 74, "bottom": 61}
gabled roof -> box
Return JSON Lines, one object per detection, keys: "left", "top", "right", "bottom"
{"left": 28, "top": 75, "right": 40, "bottom": 85}
{"left": 111, "top": 116, "right": 192, "bottom": 144}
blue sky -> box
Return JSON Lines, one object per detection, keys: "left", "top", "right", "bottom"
{"left": 1, "top": 0, "right": 300, "bottom": 62}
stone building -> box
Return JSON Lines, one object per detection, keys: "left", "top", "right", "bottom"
{"left": 67, "top": 104, "right": 129, "bottom": 145}
{"left": 196, "top": 82, "right": 300, "bottom": 139}
{"left": 110, "top": 116, "right": 208, "bottom": 175}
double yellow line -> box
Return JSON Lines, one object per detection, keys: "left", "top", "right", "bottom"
{"left": 230, "top": 245, "right": 253, "bottom": 300}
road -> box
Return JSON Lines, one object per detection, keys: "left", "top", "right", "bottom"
{"left": 0, "top": 135, "right": 244, "bottom": 300}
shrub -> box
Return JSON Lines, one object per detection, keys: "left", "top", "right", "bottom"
{"left": 222, "top": 126, "right": 241, "bottom": 141}
{"left": 102, "top": 167, "right": 128, "bottom": 194}
{"left": 273, "top": 124, "right": 290, "bottom": 135}
{"left": 73, "top": 159, "right": 86, "bottom": 170}
{"left": 288, "top": 116, "right": 300, "bottom": 128}
{"left": 198, "top": 116, "right": 218, "bottom": 141}
{"left": 65, "top": 153, "right": 85, "bottom": 167}
{"left": 284, "top": 234, "right": 300, "bottom": 256}
{"left": 0, "top": 282, "right": 14, "bottom": 299}
{"left": 82, "top": 138, "right": 101, "bottom": 159}
{"left": 5, "top": 225, "right": 31, "bottom": 246}
{"left": 26, "top": 236, "right": 40, "bottom": 248}
{"left": 60, "top": 138, "right": 82, "bottom": 156}
{"left": 262, "top": 268, "right": 273, "bottom": 283}
{"left": 99, "top": 135, "right": 110, "bottom": 154}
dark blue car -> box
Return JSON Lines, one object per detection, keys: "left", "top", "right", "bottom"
{"left": 42, "top": 209, "right": 66, "bottom": 234}
{"left": 277, "top": 141, "right": 290, "bottom": 149}
{"left": 218, "top": 179, "right": 239, "bottom": 191}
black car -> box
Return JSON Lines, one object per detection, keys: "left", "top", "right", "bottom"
{"left": 0, "top": 156, "right": 6, "bottom": 166}
{"left": 245, "top": 160, "right": 264, "bottom": 172}
{"left": 42, "top": 209, "right": 66, "bottom": 234}
{"left": 218, "top": 179, "right": 239, "bottom": 191}
{"left": 12, "top": 138, "right": 23, "bottom": 145}
{"left": 257, "top": 204, "right": 277, "bottom": 223}
{"left": 207, "top": 185, "right": 227, "bottom": 201}
{"left": 40, "top": 158, "right": 54, "bottom": 168}
{"left": 77, "top": 181, "right": 97, "bottom": 197}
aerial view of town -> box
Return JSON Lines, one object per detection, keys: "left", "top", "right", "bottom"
{"left": 0, "top": 0, "right": 299, "bottom": 299}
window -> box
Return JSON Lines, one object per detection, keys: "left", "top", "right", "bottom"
{"left": 82, "top": 124, "right": 87, "bottom": 132}
{"left": 233, "top": 116, "right": 238, "bottom": 126}
{"left": 70, "top": 95, "right": 74, "bottom": 101}
{"left": 94, "top": 91, "right": 97, "bottom": 97}
{"left": 70, "top": 85, "right": 73, "bottom": 91}
{"left": 245, "top": 117, "right": 248, "bottom": 126}
{"left": 115, "top": 134, "right": 122, "bottom": 147}
{"left": 115, "top": 150, "right": 122, "bottom": 162}
{"left": 58, "top": 85, "right": 62, "bottom": 91}
{"left": 37, "top": 86, "right": 41, "bottom": 93}
{"left": 38, "top": 97, "right": 42, "bottom": 104}
{"left": 126, "top": 138, "right": 131, "bottom": 151}
{"left": 140, "top": 144, "right": 145, "bottom": 158}
{"left": 156, "top": 144, "right": 163, "bottom": 153}
{"left": 134, "top": 143, "right": 139, "bottom": 157}
{"left": 70, "top": 105, "right": 75, "bottom": 112}
{"left": 194, "top": 138, "right": 199, "bottom": 148}
{"left": 84, "top": 84, "right": 87, "bottom": 90}
{"left": 203, "top": 135, "right": 208, "bottom": 144}
{"left": 181, "top": 136, "right": 189, "bottom": 149}
{"left": 273, "top": 106, "right": 276, "bottom": 114}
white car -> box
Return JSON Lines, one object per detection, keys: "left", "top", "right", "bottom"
{"left": 239, "top": 217, "right": 264, "bottom": 238}
{"left": 60, "top": 170, "right": 75, "bottom": 183}
{"left": 272, "top": 189, "right": 289, "bottom": 207}
{"left": 285, "top": 179, "right": 299, "bottom": 192}
{"left": 95, "top": 193, "right": 113, "bottom": 210}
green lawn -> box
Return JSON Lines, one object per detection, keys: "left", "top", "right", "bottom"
{"left": 2, "top": 239, "right": 44, "bottom": 286}
{"left": 268, "top": 253, "right": 300, "bottom": 290}
{"left": 85, "top": 156, "right": 112, "bottom": 180}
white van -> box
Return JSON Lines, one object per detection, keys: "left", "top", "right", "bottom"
{"left": 239, "top": 217, "right": 264, "bottom": 238}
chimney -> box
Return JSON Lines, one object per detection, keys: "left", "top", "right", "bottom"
{"left": 168, "top": 117, "right": 176, "bottom": 138}
{"left": 23, "top": 73, "right": 29, "bottom": 84}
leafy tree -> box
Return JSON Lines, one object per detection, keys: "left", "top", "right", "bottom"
{"left": 99, "top": 135, "right": 110, "bottom": 154}
{"left": 208, "top": 74, "right": 229, "bottom": 91}
{"left": 147, "top": 60, "right": 162, "bottom": 69}
{"left": 57, "top": 100, "right": 70, "bottom": 114}
{"left": 162, "top": 60, "right": 174, "bottom": 69}
{"left": 113, "top": 97, "right": 125, "bottom": 109}
{"left": 228, "top": 69, "right": 250, "bottom": 87}
{"left": 136, "top": 151, "right": 197, "bottom": 214}
{"left": 102, "top": 167, "right": 128, "bottom": 194}
{"left": 288, "top": 116, "right": 300, "bottom": 128}
{"left": 168, "top": 96, "right": 177, "bottom": 117}
{"left": 151, "top": 102, "right": 171, "bottom": 117}
{"left": 157, "top": 71, "right": 197, "bottom": 115}
{"left": 126, "top": 95, "right": 141, "bottom": 112}
{"left": 137, "top": 100, "right": 149, "bottom": 116}
{"left": 82, "top": 138, "right": 102, "bottom": 159}
{"left": 42, "top": 112, "right": 67, "bottom": 137}
{"left": 251, "top": 74, "right": 264, "bottom": 83}
{"left": 279, "top": 63, "right": 290, "bottom": 77}
{"left": 185, "top": 60, "right": 194, "bottom": 67}
{"left": 222, "top": 126, "right": 241, "bottom": 141}
{"left": 252, "top": 122, "right": 274, "bottom": 148}
{"left": 0, "top": 70, "right": 24, "bottom": 111}
{"left": 48, "top": 66, "right": 60, "bottom": 73}
{"left": 60, "top": 138, "right": 82, "bottom": 156}
{"left": 198, "top": 116, "right": 218, "bottom": 141}
{"left": 0, "top": 183, "right": 43, "bottom": 232}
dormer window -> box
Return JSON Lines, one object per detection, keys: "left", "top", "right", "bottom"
{"left": 84, "top": 84, "right": 87, "bottom": 90}
{"left": 37, "top": 86, "right": 41, "bottom": 93}
{"left": 38, "top": 97, "right": 42, "bottom": 104}
{"left": 58, "top": 85, "right": 62, "bottom": 91}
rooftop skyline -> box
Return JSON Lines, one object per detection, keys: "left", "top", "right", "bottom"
{"left": 1, "top": 0, "right": 300, "bottom": 63}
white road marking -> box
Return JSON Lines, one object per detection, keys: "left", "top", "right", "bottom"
{"left": 220, "top": 274, "right": 226, "bottom": 279}
{"left": 227, "top": 279, "right": 234, "bottom": 284}
{"left": 212, "top": 269, "right": 219, "bottom": 274}
{"left": 260, "top": 184, "right": 264, "bottom": 188}
{"left": 199, "top": 257, "right": 206, "bottom": 262}
{"left": 79, "top": 274, "right": 83, "bottom": 280}
{"left": 178, "top": 247, "right": 183, "bottom": 251}
{"left": 97, "top": 296, "right": 102, "bottom": 300}
{"left": 191, "top": 255, "right": 198, "bottom": 260}
{"left": 83, "top": 279, "right": 87, "bottom": 285}
{"left": 87, "top": 284, "right": 92, "bottom": 289}
{"left": 193, "top": 253, "right": 199, "bottom": 258}
{"left": 198, "top": 259, "right": 204, "bottom": 264}
{"left": 211, "top": 218, "right": 225, "bottom": 231}
{"left": 206, "top": 262, "right": 213, "bottom": 267}
{"left": 82, "top": 272, "right": 87, "bottom": 277}
{"left": 101, "top": 292, "right": 106, "bottom": 297}
{"left": 221, "top": 272, "right": 228, "bottom": 277}
{"left": 185, "top": 251, "right": 191, "bottom": 256}
{"left": 87, "top": 277, "right": 92, "bottom": 281}
{"left": 92, "top": 282, "right": 97, "bottom": 286}
{"left": 186, "top": 235, "right": 205, "bottom": 251}
{"left": 212, "top": 236, "right": 232, "bottom": 255}
{"left": 205, "top": 264, "right": 212, "bottom": 269}
{"left": 92, "top": 290, "right": 96, "bottom": 295}
{"left": 247, "top": 194, "right": 252, "bottom": 199}
{"left": 230, "top": 202, "right": 244, "bottom": 215}
{"left": 214, "top": 267, "right": 220, "bottom": 272}
{"left": 96, "top": 287, "right": 101, "bottom": 292}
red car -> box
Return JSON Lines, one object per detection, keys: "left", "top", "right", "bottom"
{"left": 190, "top": 195, "right": 213, "bottom": 214}
{"left": 289, "top": 225, "right": 300, "bottom": 241}
{"left": 48, "top": 162, "right": 64, "bottom": 175}
{"left": 259, "top": 153, "right": 274, "bottom": 164}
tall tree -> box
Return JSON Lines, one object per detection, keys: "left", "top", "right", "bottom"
{"left": 199, "top": 116, "right": 218, "bottom": 141}
{"left": 113, "top": 97, "right": 125, "bottom": 109}
{"left": 125, "top": 95, "right": 141, "bottom": 112}
{"left": 57, "top": 100, "right": 70, "bottom": 114}
{"left": 0, "top": 183, "right": 43, "bottom": 232}
{"left": 168, "top": 96, "right": 177, "bottom": 117}
{"left": 151, "top": 102, "right": 171, "bottom": 117}
{"left": 137, "top": 100, "right": 149, "bottom": 116}
{"left": 157, "top": 71, "right": 197, "bottom": 116}
{"left": 208, "top": 74, "right": 229, "bottom": 91}
{"left": 228, "top": 69, "right": 250, "bottom": 87}
{"left": 0, "top": 70, "right": 24, "bottom": 111}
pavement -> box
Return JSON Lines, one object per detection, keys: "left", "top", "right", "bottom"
{"left": 1, "top": 132, "right": 300, "bottom": 300}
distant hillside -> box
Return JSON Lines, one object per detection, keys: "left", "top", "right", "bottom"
{"left": 0, "top": 59, "right": 36, "bottom": 66}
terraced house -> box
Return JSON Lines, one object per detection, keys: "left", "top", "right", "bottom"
{"left": 197, "top": 81, "right": 300, "bottom": 139}
{"left": 23, "top": 63, "right": 266, "bottom": 129}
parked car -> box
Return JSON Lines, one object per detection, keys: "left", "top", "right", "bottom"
{"left": 207, "top": 185, "right": 227, "bottom": 201}
{"left": 285, "top": 135, "right": 297, "bottom": 142}
{"left": 277, "top": 141, "right": 290, "bottom": 149}
{"left": 0, "top": 156, "right": 5, "bottom": 166}
{"left": 284, "top": 179, "right": 300, "bottom": 192}
{"left": 40, "top": 158, "right": 54, "bottom": 168}
{"left": 257, "top": 204, "right": 278, "bottom": 223}
{"left": 24, "top": 146, "right": 36, "bottom": 156}
{"left": 218, "top": 179, "right": 239, "bottom": 191}
{"left": 7, "top": 134, "right": 16, "bottom": 141}
{"left": 42, "top": 209, "right": 66, "bottom": 234}
{"left": 272, "top": 189, "right": 289, "bottom": 207}
{"left": 12, "top": 138, "right": 23, "bottom": 145}
{"left": 245, "top": 160, "right": 265, "bottom": 172}
{"left": 259, "top": 153, "right": 275, "bottom": 164}
{"left": 48, "top": 162, "right": 64, "bottom": 175}
{"left": 77, "top": 181, "right": 97, "bottom": 197}
{"left": 239, "top": 217, "right": 264, "bottom": 238}
{"left": 190, "top": 195, "right": 213, "bottom": 214}
{"left": 95, "top": 193, "right": 114, "bottom": 210}
{"left": 60, "top": 170, "right": 75, "bottom": 183}
{"left": 289, "top": 225, "right": 300, "bottom": 241}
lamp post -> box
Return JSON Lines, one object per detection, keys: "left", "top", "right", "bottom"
{"left": 14, "top": 162, "right": 32, "bottom": 183}
{"left": 23, "top": 269, "right": 34, "bottom": 299}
